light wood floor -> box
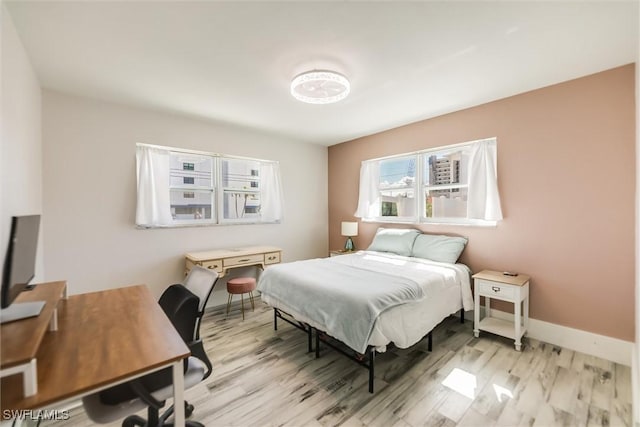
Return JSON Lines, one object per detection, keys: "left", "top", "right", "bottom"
{"left": 50, "top": 300, "right": 632, "bottom": 427}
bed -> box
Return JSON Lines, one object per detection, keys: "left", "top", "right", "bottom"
{"left": 257, "top": 228, "right": 474, "bottom": 392}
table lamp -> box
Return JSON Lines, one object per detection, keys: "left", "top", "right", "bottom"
{"left": 341, "top": 221, "right": 358, "bottom": 251}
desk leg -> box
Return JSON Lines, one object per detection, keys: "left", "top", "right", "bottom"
{"left": 24, "top": 358, "right": 38, "bottom": 397}
{"left": 49, "top": 307, "right": 59, "bottom": 331}
{"left": 1, "top": 359, "right": 38, "bottom": 399}
{"left": 514, "top": 299, "right": 522, "bottom": 352}
{"left": 172, "top": 360, "right": 186, "bottom": 427}
{"left": 524, "top": 293, "right": 529, "bottom": 333}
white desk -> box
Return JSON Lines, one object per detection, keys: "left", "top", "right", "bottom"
{"left": 185, "top": 245, "right": 282, "bottom": 277}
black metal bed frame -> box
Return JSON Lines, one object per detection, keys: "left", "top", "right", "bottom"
{"left": 273, "top": 308, "right": 465, "bottom": 393}
{"left": 273, "top": 307, "right": 314, "bottom": 352}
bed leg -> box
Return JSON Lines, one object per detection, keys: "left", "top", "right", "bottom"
{"left": 368, "top": 347, "right": 375, "bottom": 394}
{"left": 460, "top": 309, "right": 465, "bottom": 324}
{"left": 315, "top": 329, "right": 320, "bottom": 359}
{"left": 428, "top": 331, "right": 433, "bottom": 352}
{"left": 274, "top": 309, "right": 278, "bottom": 331}
{"left": 307, "top": 326, "right": 313, "bottom": 353}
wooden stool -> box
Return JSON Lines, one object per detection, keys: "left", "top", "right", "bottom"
{"left": 226, "top": 277, "right": 256, "bottom": 320}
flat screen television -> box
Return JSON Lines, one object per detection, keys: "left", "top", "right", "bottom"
{"left": 0, "top": 215, "right": 45, "bottom": 324}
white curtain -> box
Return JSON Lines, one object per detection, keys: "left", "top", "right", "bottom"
{"left": 259, "top": 161, "right": 284, "bottom": 223}
{"left": 467, "top": 139, "right": 503, "bottom": 221}
{"left": 354, "top": 161, "right": 380, "bottom": 218}
{"left": 135, "top": 144, "right": 172, "bottom": 227}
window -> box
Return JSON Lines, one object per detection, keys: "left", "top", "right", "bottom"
{"left": 135, "top": 144, "right": 283, "bottom": 227}
{"left": 221, "top": 158, "right": 261, "bottom": 222}
{"left": 355, "top": 138, "right": 502, "bottom": 226}
{"left": 424, "top": 147, "right": 469, "bottom": 220}
{"left": 169, "top": 153, "right": 215, "bottom": 224}
{"left": 378, "top": 156, "right": 416, "bottom": 221}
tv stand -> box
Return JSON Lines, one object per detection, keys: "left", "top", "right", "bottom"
{"left": 0, "top": 301, "right": 46, "bottom": 324}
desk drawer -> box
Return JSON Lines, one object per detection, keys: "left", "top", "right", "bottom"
{"left": 265, "top": 252, "right": 281, "bottom": 265}
{"left": 224, "top": 254, "right": 264, "bottom": 267}
{"left": 202, "top": 259, "right": 223, "bottom": 273}
{"left": 477, "top": 280, "right": 515, "bottom": 299}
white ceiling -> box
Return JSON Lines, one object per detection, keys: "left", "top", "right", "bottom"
{"left": 5, "top": 1, "right": 638, "bottom": 146}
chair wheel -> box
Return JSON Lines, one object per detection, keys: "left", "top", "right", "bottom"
{"left": 122, "top": 414, "right": 146, "bottom": 427}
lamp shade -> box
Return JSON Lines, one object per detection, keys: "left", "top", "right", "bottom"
{"left": 341, "top": 221, "right": 358, "bottom": 237}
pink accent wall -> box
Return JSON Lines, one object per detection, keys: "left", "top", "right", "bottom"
{"left": 328, "top": 64, "right": 636, "bottom": 341}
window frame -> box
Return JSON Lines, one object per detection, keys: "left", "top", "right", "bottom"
{"left": 169, "top": 151, "right": 217, "bottom": 226}
{"left": 218, "top": 156, "right": 264, "bottom": 224}
{"left": 377, "top": 154, "right": 419, "bottom": 223}
{"left": 362, "top": 138, "right": 498, "bottom": 227}
{"left": 138, "top": 143, "right": 281, "bottom": 228}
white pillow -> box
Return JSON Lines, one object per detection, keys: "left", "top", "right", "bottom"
{"left": 367, "top": 228, "right": 420, "bottom": 257}
{"left": 411, "top": 234, "right": 468, "bottom": 264}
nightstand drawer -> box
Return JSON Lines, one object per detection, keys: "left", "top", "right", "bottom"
{"left": 265, "top": 252, "right": 281, "bottom": 264}
{"left": 477, "top": 279, "right": 515, "bottom": 299}
{"left": 224, "top": 254, "right": 264, "bottom": 267}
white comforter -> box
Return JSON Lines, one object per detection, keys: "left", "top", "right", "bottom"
{"left": 259, "top": 251, "right": 473, "bottom": 352}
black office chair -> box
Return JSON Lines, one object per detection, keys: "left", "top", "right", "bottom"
{"left": 158, "top": 267, "right": 218, "bottom": 422}
{"left": 139, "top": 268, "right": 218, "bottom": 424}
{"left": 82, "top": 284, "right": 212, "bottom": 427}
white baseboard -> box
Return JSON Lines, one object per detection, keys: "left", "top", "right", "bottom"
{"left": 633, "top": 344, "right": 639, "bottom": 426}
{"left": 478, "top": 308, "right": 633, "bottom": 366}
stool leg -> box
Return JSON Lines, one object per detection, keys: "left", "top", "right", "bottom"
{"left": 241, "top": 293, "right": 245, "bottom": 320}
{"left": 249, "top": 291, "right": 255, "bottom": 311}
{"left": 226, "top": 293, "right": 232, "bottom": 316}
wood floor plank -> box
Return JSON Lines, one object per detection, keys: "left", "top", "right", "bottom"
{"left": 471, "top": 368, "right": 520, "bottom": 422}
{"left": 495, "top": 400, "right": 534, "bottom": 427}
{"left": 532, "top": 403, "right": 574, "bottom": 426}
{"left": 589, "top": 364, "right": 615, "bottom": 413}
{"left": 456, "top": 407, "right": 495, "bottom": 427}
{"left": 548, "top": 366, "right": 580, "bottom": 414}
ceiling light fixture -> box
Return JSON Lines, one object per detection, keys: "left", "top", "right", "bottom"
{"left": 290, "top": 70, "right": 350, "bottom": 104}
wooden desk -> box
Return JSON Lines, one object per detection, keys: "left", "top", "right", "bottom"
{"left": 1, "top": 285, "right": 190, "bottom": 426}
{"left": 185, "top": 245, "right": 282, "bottom": 277}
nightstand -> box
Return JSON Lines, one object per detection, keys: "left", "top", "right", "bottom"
{"left": 472, "top": 270, "right": 530, "bottom": 351}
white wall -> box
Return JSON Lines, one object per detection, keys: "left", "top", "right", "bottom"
{"left": 1, "top": 3, "right": 43, "bottom": 281}
{"left": 41, "top": 90, "right": 328, "bottom": 303}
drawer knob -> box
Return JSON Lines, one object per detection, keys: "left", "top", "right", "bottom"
{"left": 491, "top": 286, "right": 501, "bottom": 293}
{"left": 208, "top": 265, "right": 218, "bottom": 269}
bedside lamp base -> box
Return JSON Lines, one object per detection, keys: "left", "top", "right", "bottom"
{"left": 344, "top": 236, "right": 355, "bottom": 252}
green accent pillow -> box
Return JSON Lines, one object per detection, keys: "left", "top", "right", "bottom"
{"left": 367, "top": 228, "right": 420, "bottom": 257}
{"left": 411, "top": 234, "right": 468, "bottom": 264}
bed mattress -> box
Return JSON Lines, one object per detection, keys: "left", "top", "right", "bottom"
{"left": 258, "top": 250, "right": 473, "bottom": 352}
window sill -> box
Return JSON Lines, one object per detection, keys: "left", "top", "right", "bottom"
{"left": 136, "top": 220, "right": 281, "bottom": 229}
{"left": 362, "top": 218, "right": 498, "bottom": 227}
